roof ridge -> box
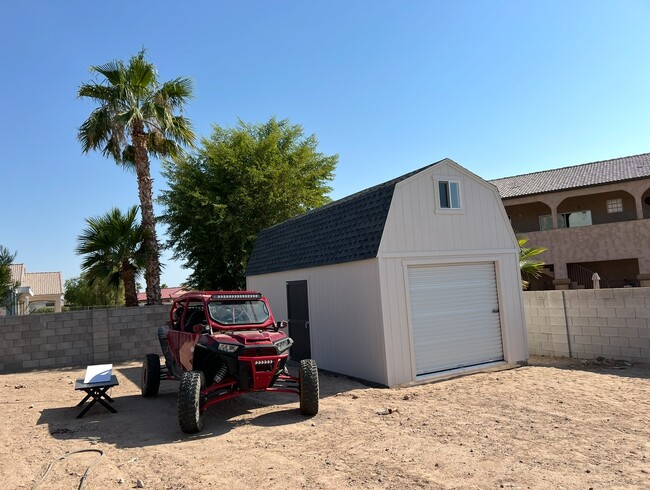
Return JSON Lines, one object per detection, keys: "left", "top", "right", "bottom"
{"left": 247, "top": 159, "right": 446, "bottom": 276}
{"left": 261, "top": 159, "right": 443, "bottom": 233}
{"left": 489, "top": 152, "right": 650, "bottom": 182}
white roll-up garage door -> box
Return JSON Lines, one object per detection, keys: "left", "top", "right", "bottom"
{"left": 408, "top": 262, "right": 503, "bottom": 377}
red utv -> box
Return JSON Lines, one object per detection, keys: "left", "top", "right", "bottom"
{"left": 141, "top": 291, "right": 319, "bottom": 433}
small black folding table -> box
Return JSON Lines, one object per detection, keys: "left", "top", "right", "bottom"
{"left": 74, "top": 375, "right": 119, "bottom": 418}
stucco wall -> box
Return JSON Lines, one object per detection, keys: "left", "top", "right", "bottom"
{"left": 521, "top": 219, "right": 650, "bottom": 277}
{"left": 0, "top": 306, "right": 168, "bottom": 372}
{"left": 502, "top": 178, "right": 650, "bottom": 278}
{"left": 524, "top": 289, "right": 650, "bottom": 363}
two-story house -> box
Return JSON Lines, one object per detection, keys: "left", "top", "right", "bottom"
{"left": 489, "top": 153, "right": 650, "bottom": 290}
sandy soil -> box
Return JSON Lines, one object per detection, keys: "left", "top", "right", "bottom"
{"left": 1, "top": 356, "right": 649, "bottom": 489}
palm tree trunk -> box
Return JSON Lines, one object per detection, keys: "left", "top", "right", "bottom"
{"left": 122, "top": 261, "right": 139, "bottom": 307}
{"left": 132, "top": 120, "right": 162, "bottom": 305}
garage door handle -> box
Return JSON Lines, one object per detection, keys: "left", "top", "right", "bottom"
{"left": 492, "top": 308, "right": 499, "bottom": 313}
{"left": 305, "top": 321, "right": 310, "bottom": 329}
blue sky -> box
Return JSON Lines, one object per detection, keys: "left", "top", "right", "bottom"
{"left": 2, "top": 1, "right": 650, "bottom": 288}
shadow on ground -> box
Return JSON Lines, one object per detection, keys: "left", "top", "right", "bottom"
{"left": 36, "top": 363, "right": 368, "bottom": 448}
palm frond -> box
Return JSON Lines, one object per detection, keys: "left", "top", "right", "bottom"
{"left": 78, "top": 83, "right": 117, "bottom": 102}
{"left": 156, "top": 77, "right": 194, "bottom": 108}
{"left": 90, "top": 59, "right": 126, "bottom": 86}
{"left": 518, "top": 236, "right": 547, "bottom": 289}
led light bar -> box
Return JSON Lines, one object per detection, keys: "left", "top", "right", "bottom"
{"left": 211, "top": 293, "right": 262, "bottom": 300}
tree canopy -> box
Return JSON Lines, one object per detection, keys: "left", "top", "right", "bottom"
{"left": 0, "top": 245, "right": 17, "bottom": 308}
{"left": 64, "top": 274, "right": 125, "bottom": 309}
{"left": 159, "top": 117, "right": 338, "bottom": 289}
{"left": 76, "top": 206, "right": 146, "bottom": 306}
{"left": 78, "top": 49, "right": 195, "bottom": 305}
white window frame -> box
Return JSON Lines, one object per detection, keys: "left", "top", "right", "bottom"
{"left": 606, "top": 198, "right": 623, "bottom": 214}
{"left": 435, "top": 179, "right": 463, "bottom": 213}
{"left": 558, "top": 210, "right": 592, "bottom": 228}
{"left": 538, "top": 214, "right": 554, "bottom": 231}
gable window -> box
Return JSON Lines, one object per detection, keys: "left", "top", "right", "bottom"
{"left": 438, "top": 181, "right": 461, "bottom": 209}
{"left": 606, "top": 198, "right": 623, "bottom": 214}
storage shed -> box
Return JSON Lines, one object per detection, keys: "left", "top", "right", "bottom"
{"left": 246, "top": 158, "right": 527, "bottom": 386}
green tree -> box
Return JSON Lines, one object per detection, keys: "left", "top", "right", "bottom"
{"left": 76, "top": 206, "right": 147, "bottom": 306}
{"left": 64, "top": 274, "right": 125, "bottom": 308}
{"left": 519, "top": 236, "right": 547, "bottom": 290}
{"left": 160, "top": 117, "right": 338, "bottom": 289}
{"left": 0, "top": 245, "right": 17, "bottom": 308}
{"left": 78, "top": 49, "right": 195, "bottom": 305}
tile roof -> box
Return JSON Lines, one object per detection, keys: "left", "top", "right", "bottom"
{"left": 9, "top": 265, "right": 63, "bottom": 295}
{"left": 489, "top": 153, "right": 650, "bottom": 199}
{"left": 246, "top": 160, "right": 442, "bottom": 276}
{"left": 9, "top": 264, "right": 25, "bottom": 284}
{"left": 24, "top": 272, "right": 63, "bottom": 296}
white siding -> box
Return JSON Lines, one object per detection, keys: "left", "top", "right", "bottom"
{"left": 246, "top": 259, "right": 389, "bottom": 385}
{"left": 247, "top": 159, "right": 528, "bottom": 386}
{"left": 378, "top": 161, "right": 528, "bottom": 385}
{"left": 379, "top": 161, "right": 515, "bottom": 254}
{"left": 380, "top": 253, "right": 527, "bottom": 385}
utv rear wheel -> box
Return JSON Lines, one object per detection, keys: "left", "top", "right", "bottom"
{"left": 299, "top": 359, "right": 319, "bottom": 416}
{"left": 142, "top": 354, "right": 161, "bottom": 397}
{"left": 178, "top": 371, "right": 205, "bottom": 433}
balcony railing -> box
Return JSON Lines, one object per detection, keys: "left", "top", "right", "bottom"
{"left": 567, "top": 263, "right": 609, "bottom": 289}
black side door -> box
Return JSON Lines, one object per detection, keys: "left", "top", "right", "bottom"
{"left": 286, "top": 280, "right": 311, "bottom": 360}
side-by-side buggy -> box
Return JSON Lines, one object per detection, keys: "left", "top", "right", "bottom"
{"left": 141, "top": 291, "right": 319, "bottom": 433}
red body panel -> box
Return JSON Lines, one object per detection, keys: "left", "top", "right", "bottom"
{"left": 163, "top": 290, "right": 295, "bottom": 400}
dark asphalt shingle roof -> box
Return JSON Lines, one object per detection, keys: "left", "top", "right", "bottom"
{"left": 489, "top": 153, "right": 650, "bottom": 199}
{"left": 246, "top": 161, "right": 442, "bottom": 276}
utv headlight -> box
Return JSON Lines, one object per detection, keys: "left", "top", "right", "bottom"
{"left": 274, "top": 338, "right": 293, "bottom": 352}
{"left": 218, "top": 343, "right": 240, "bottom": 353}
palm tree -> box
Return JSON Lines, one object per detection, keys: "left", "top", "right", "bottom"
{"left": 78, "top": 50, "right": 195, "bottom": 305}
{"left": 76, "top": 206, "right": 147, "bottom": 307}
{"left": 518, "top": 236, "right": 547, "bottom": 290}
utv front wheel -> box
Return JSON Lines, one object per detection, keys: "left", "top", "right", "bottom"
{"left": 142, "top": 354, "right": 161, "bottom": 397}
{"left": 299, "top": 359, "right": 319, "bottom": 416}
{"left": 178, "top": 371, "right": 205, "bottom": 433}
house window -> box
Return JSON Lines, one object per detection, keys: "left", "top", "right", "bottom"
{"left": 539, "top": 215, "right": 553, "bottom": 231}
{"left": 606, "top": 198, "right": 623, "bottom": 214}
{"left": 438, "top": 181, "right": 461, "bottom": 209}
{"left": 558, "top": 210, "right": 592, "bottom": 228}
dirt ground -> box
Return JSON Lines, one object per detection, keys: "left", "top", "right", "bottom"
{"left": 1, "top": 356, "right": 649, "bottom": 490}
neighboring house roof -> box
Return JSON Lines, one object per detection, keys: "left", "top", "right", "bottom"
{"left": 9, "top": 264, "right": 63, "bottom": 296}
{"left": 137, "top": 287, "right": 187, "bottom": 303}
{"left": 489, "top": 153, "right": 650, "bottom": 199}
{"left": 246, "top": 160, "right": 442, "bottom": 276}
{"left": 9, "top": 264, "right": 25, "bottom": 284}
{"left": 24, "top": 272, "right": 63, "bottom": 296}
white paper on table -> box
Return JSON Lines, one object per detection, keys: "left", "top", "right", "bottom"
{"left": 83, "top": 364, "right": 113, "bottom": 384}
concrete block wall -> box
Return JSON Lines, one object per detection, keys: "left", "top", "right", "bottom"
{"left": 523, "top": 288, "right": 650, "bottom": 363}
{"left": 0, "top": 306, "right": 168, "bottom": 372}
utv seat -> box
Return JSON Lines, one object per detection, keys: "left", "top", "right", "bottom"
{"left": 184, "top": 309, "right": 206, "bottom": 332}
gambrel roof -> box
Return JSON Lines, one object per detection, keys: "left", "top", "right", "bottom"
{"left": 246, "top": 160, "right": 442, "bottom": 276}
{"left": 489, "top": 153, "right": 650, "bottom": 199}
